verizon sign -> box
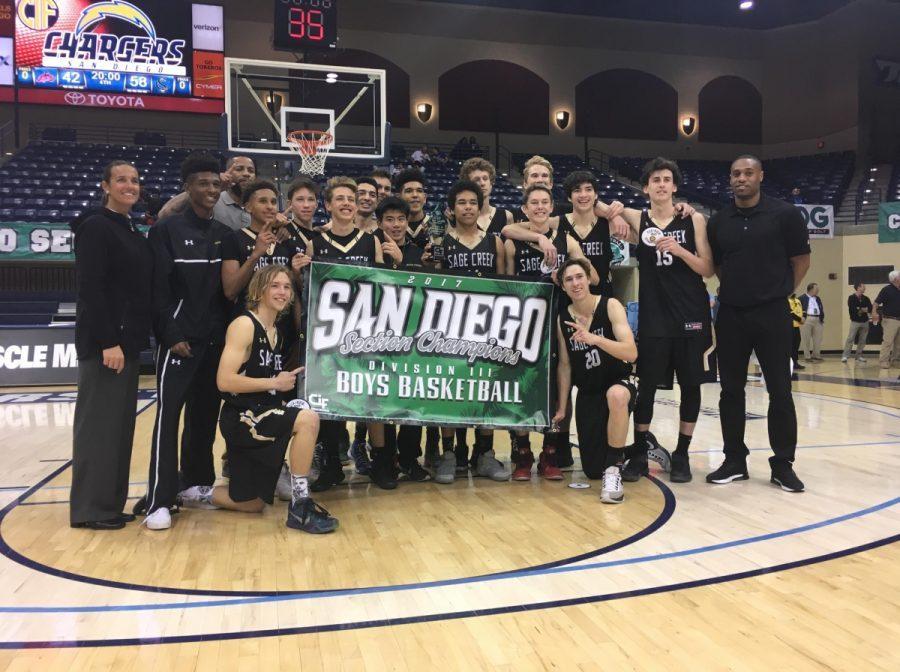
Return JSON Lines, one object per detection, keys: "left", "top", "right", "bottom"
{"left": 19, "top": 88, "right": 223, "bottom": 114}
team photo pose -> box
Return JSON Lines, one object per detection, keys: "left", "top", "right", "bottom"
{"left": 458, "top": 157, "right": 513, "bottom": 237}
{"left": 395, "top": 168, "right": 431, "bottom": 247}
{"left": 181, "top": 265, "right": 337, "bottom": 534}
{"left": 610, "top": 158, "right": 715, "bottom": 484}
{"left": 555, "top": 259, "right": 637, "bottom": 504}
{"left": 354, "top": 177, "right": 380, "bottom": 233}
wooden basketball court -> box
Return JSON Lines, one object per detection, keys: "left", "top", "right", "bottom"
{"left": 0, "top": 360, "right": 897, "bottom": 670}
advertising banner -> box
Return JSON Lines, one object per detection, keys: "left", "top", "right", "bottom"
{"left": 878, "top": 201, "right": 900, "bottom": 244}
{"left": 796, "top": 204, "right": 834, "bottom": 239}
{"left": 304, "top": 262, "right": 553, "bottom": 430}
{"left": 0, "top": 325, "right": 78, "bottom": 385}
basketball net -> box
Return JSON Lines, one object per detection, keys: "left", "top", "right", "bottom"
{"left": 287, "top": 129, "right": 334, "bottom": 176}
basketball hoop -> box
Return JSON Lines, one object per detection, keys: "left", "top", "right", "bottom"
{"left": 287, "top": 129, "right": 333, "bottom": 176}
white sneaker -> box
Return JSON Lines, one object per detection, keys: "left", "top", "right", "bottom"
{"left": 841, "top": 357, "right": 848, "bottom": 363}
{"left": 275, "top": 462, "right": 292, "bottom": 501}
{"left": 856, "top": 356, "right": 866, "bottom": 363}
{"left": 144, "top": 507, "right": 172, "bottom": 530}
{"left": 178, "top": 485, "right": 218, "bottom": 509}
{"left": 600, "top": 466, "right": 624, "bottom": 505}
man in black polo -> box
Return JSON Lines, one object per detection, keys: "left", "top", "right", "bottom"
{"left": 842, "top": 283, "right": 871, "bottom": 363}
{"left": 706, "top": 155, "right": 810, "bottom": 493}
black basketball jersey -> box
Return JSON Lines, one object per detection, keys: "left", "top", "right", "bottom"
{"left": 636, "top": 211, "right": 710, "bottom": 337}
{"left": 479, "top": 206, "right": 510, "bottom": 238}
{"left": 314, "top": 229, "right": 378, "bottom": 266}
{"left": 560, "top": 214, "right": 611, "bottom": 295}
{"left": 407, "top": 215, "right": 430, "bottom": 248}
{"left": 443, "top": 229, "right": 499, "bottom": 276}
{"left": 512, "top": 229, "right": 568, "bottom": 281}
{"left": 374, "top": 229, "right": 424, "bottom": 269}
{"left": 285, "top": 221, "right": 319, "bottom": 255}
{"left": 561, "top": 296, "right": 632, "bottom": 392}
{"left": 222, "top": 227, "right": 296, "bottom": 271}
{"left": 223, "top": 311, "right": 284, "bottom": 411}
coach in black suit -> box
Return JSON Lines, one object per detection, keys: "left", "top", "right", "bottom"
{"left": 69, "top": 161, "right": 153, "bottom": 530}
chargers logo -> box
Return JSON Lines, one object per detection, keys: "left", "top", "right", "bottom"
{"left": 40, "top": 0, "right": 185, "bottom": 73}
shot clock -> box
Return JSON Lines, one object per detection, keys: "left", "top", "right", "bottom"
{"left": 273, "top": 0, "right": 338, "bottom": 51}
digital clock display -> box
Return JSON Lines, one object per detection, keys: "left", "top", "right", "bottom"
{"left": 273, "top": 0, "right": 337, "bottom": 51}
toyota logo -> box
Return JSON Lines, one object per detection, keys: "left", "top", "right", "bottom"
{"left": 64, "top": 92, "right": 86, "bottom": 105}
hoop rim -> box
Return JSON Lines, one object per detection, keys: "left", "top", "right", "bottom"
{"left": 286, "top": 129, "right": 334, "bottom": 156}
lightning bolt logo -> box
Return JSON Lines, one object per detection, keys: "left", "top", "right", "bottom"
{"left": 74, "top": 0, "right": 157, "bottom": 39}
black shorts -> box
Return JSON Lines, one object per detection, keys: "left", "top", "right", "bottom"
{"left": 219, "top": 399, "right": 309, "bottom": 503}
{"left": 637, "top": 330, "right": 717, "bottom": 389}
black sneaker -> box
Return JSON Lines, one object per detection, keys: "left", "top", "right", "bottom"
{"left": 621, "top": 452, "right": 648, "bottom": 482}
{"left": 132, "top": 494, "right": 147, "bottom": 516}
{"left": 369, "top": 452, "right": 398, "bottom": 490}
{"left": 705, "top": 458, "right": 749, "bottom": 484}
{"left": 556, "top": 444, "right": 574, "bottom": 469}
{"left": 645, "top": 432, "right": 672, "bottom": 473}
{"left": 769, "top": 457, "right": 804, "bottom": 492}
{"left": 669, "top": 452, "right": 692, "bottom": 483}
{"left": 400, "top": 460, "right": 431, "bottom": 482}
{"left": 286, "top": 498, "right": 339, "bottom": 534}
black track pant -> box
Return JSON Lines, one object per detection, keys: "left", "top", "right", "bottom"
{"left": 716, "top": 300, "right": 797, "bottom": 464}
{"left": 146, "top": 341, "right": 222, "bottom": 513}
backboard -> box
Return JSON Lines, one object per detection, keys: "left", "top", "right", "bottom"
{"left": 224, "top": 58, "right": 387, "bottom": 161}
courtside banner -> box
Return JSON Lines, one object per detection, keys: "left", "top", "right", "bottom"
{"left": 878, "top": 202, "right": 900, "bottom": 244}
{"left": 796, "top": 204, "right": 834, "bottom": 239}
{"left": 304, "top": 262, "right": 552, "bottom": 430}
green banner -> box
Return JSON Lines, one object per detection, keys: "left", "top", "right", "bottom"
{"left": 878, "top": 202, "right": 900, "bottom": 243}
{"left": 0, "top": 221, "right": 150, "bottom": 262}
{"left": 304, "top": 262, "right": 553, "bottom": 430}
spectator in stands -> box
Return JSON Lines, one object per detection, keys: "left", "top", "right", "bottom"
{"left": 156, "top": 155, "right": 256, "bottom": 231}
{"left": 70, "top": 160, "right": 152, "bottom": 531}
{"left": 872, "top": 270, "right": 900, "bottom": 369}
{"left": 411, "top": 146, "right": 428, "bottom": 165}
{"left": 799, "top": 282, "right": 825, "bottom": 362}
{"left": 790, "top": 187, "right": 803, "bottom": 205}
{"left": 842, "top": 283, "right": 871, "bottom": 363}
{"left": 370, "top": 168, "right": 393, "bottom": 203}
{"left": 141, "top": 190, "right": 162, "bottom": 227}
{"left": 468, "top": 136, "right": 479, "bottom": 152}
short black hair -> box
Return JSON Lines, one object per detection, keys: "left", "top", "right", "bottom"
{"left": 180, "top": 152, "right": 221, "bottom": 184}
{"left": 446, "top": 179, "right": 484, "bottom": 210}
{"left": 241, "top": 179, "right": 278, "bottom": 206}
{"left": 522, "top": 184, "right": 554, "bottom": 205}
{"left": 356, "top": 176, "right": 378, "bottom": 190}
{"left": 640, "top": 157, "right": 682, "bottom": 187}
{"left": 853, "top": 282, "right": 865, "bottom": 290}
{"left": 563, "top": 170, "right": 598, "bottom": 197}
{"left": 376, "top": 196, "right": 410, "bottom": 221}
{"left": 394, "top": 168, "right": 426, "bottom": 193}
{"left": 732, "top": 154, "right": 763, "bottom": 170}
{"left": 287, "top": 176, "right": 319, "bottom": 200}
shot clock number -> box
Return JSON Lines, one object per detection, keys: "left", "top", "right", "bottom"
{"left": 274, "top": 0, "right": 337, "bottom": 50}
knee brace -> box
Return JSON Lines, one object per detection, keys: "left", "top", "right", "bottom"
{"left": 679, "top": 386, "right": 701, "bottom": 423}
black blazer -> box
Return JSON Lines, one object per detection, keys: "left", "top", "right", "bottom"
{"left": 799, "top": 293, "right": 825, "bottom": 323}
{"left": 71, "top": 208, "right": 154, "bottom": 359}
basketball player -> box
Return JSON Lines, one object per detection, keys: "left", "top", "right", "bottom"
{"left": 612, "top": 158, "right": 715, "bottom": 484}
{"left": 140, "top": 153, "right": 232, "bottom": 530}
{"left": 371, "top": 169, "right": 393, "bottom": 203}
{"left": 555, "top": 258, "right": 637, "bottom": 503}
{"left": 558, "top": 171, "right": 614, "bottom": 295}
{"left": 284, "top": 176, "right": 321, "bottom": 245}
{"left": 459, "top": 157, "right": 513, "bottom": 237}
{"left": 158, "top": 156, "right": 256, "bottom": 231}
{"left": 423, "top": 180, "right": 510, "bottom": 483}
{"left": 312, "top": 177, "right": 397, "bottom": 490}
{"left": 179, "top": 265, "right": 337, "bottom": 533}
{"left": 354, "top": 177, "right": 379, "bottom": 233}
{"left": 395, "top": 168, "right": 430, "bottom": 247}
{"left": 511, "top": 155, "right": 571, "bottom": 224}
{"left": 505, "top": 184, "right": 598, "bottom": 481}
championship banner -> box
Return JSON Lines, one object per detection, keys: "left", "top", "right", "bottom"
{"left": 304, "top": 262, "right": 553, "bottom": 430}
{"left": 796, "top": 204, "right": 834, "bottom": 239}
{"left": 878, "top": 202, "right": 900, "bottom": 244}
{"left": 0, "top": 221, "right": 149, "bottom": 261}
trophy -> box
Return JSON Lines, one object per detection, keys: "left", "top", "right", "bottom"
{"left": 428, "top": 203, "right": 446, "bottom": 262}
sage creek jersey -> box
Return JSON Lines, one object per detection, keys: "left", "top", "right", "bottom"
{"left": 561, "top": 296, "right": 632, "bottom": 392}
{"left": 512, "top": 229, "right": 568, "bottom": 282}
{"left": 479, "top": 206, "right": 510, "bottom": 238}
{"left": 442, "top": 229, "right": 498, "bottom": 276}
{"left": 223, "top": 311, "right": 284, "bottom": 412}
{"left": 560, "top": 214, "right": 611, "bottom": 295}
{"left": 636, "top": 211, "right": 710, "bottom": 338}
{"left": 313, "top": 229, "right": 378, "bottom": 266}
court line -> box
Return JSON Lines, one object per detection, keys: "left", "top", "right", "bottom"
{"left": 1, "top": 490, "right": 895, "bottom": 614}
{"left": 0, "top": 533, "right": 896, "bottom": 649}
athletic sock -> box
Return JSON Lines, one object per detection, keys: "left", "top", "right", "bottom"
{"left": 675, "top": 433, "right": 692, "bottom": 456}
{"left": 441, "top": 436, "right": 455, "bottom": 454}
{"left": 290, "top": 474, "right": 309, "bottom": 505}
{"left": 542, "top": 431, "right": 564, "bottom": 453}
{"left": 354, "top": 423, "right": 367, "bottom": 442}
{"left": 634, "top": 430, "right": 649, "bottom": 455}
{"left": 515, "top": 434, "right": 531, "bottom": 453}
{"left": 605, "top": 447, "right": 625, "bottom": 469}
{"left": 474, "top": 433, "right": 494, "bottom": 458}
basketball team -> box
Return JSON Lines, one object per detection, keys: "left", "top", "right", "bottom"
{"left": 69, "top": 151, "right": 813, "bottom": 535}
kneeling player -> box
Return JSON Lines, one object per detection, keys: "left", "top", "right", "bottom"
{"left": 181, "top": 265, "right": 337, "bottom": 533}
{"left": 554, "top": 259, "right": 637, "bottom": 504}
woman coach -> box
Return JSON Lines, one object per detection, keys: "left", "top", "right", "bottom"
{"left": 69, "top": 161, "right": 153, "bottom": 530}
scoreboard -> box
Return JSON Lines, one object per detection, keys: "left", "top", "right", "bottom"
{"left": 13, "top": 0, "right": 225, "bottom": 113}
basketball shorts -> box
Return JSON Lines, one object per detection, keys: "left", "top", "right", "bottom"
{"left": 637, "top": 329, "right": 717, "bottom": 389}
{"left": 219, "top": 399, "right": 310, "bottom": 503}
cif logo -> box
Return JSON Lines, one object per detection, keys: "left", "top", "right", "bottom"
{"left": 17, "top": 0, "right": 59, "bottom": 30}
{"left": 74, "top": 1, "right": 156, "bottom": 39}
{"left": 308, "top": 393, "right": 329, "bottom": 410}
{"left": 64, "top": 91, "right": 85, "bottom": 105}
{"left": 888, "top": 213, "right": 900, "bottom": 231}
